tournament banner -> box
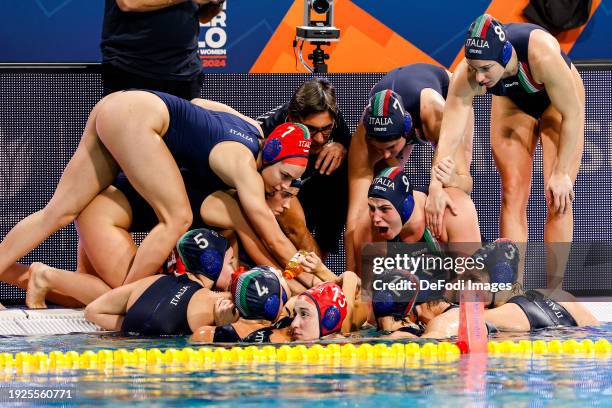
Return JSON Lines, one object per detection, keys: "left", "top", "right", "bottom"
{"left": 199, "top": 1, "right": 228, "bottom": 70}
{"left": 1, "top": 0, "right": 610, "bottom": 71}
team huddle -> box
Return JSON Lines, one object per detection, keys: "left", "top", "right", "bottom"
{"left": 0, "top": 15, "right": 598, "bottom": 341}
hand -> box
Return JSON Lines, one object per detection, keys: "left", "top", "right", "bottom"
{"left": 433, "top": 156, "right": 456, "bottom": 187}
{"left": 425, "top": 185, "right": 458, "bottom": 238}
{"left": 213, "top": 298, "right": 238, "bottom": 326}
{"left": 335, "top": 271, "right": 361, "bottom": 293}
{"left": 298, "top": 251, "right": 322, "bottom": 274}
{"left": 315, "top": 142, "right": 346, "bottom": 175}
{"left": 197, "top": 0, "right": 224, "bottom": 24}
{"left": 546, "top": 172, "right": 574, "bottom": 215}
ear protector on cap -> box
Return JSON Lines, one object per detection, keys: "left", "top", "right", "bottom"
{"left": 262, "top": 122, "right": 311, "bottom": 168}
{"left": 231, "top": 266, "right": 285, "bottom": 321}
{"left": 402, "top": 112, "right": 413, "bottom": 140}
{"left": 501, "top": 41, "right": 513, "bottom": 66}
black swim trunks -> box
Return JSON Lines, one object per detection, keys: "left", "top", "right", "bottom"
{"left": 122, "top": 274, "right": 202, "bottom": 335}
{"left": 507, "top": 290, "right": 578, "bottom": 330}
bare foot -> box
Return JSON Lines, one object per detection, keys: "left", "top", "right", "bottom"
{"left": 0, "top": 302, "right": 5, "bottom": 310}
{"left": 26, "top": 262, "right": 52, "bottom": 309}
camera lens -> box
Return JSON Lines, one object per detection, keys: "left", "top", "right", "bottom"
{"left": 311, "top": 0, "right": 329, "bottom": 14}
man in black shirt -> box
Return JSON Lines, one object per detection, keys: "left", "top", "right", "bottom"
{"left": 101, "top": 0, "right": 224, "bottom": 99}
{"left": 257, "top": 78, "right": 351, "bottom": 260}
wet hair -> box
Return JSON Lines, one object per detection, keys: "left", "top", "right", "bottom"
{"left": 288, "top": 78, "right": 338, "bottom": 121}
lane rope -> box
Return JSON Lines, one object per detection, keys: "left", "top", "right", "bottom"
{"left": 0, "top": 339, "right": 610, "bottom": 371}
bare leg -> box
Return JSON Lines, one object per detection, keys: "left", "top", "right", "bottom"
{"left": 94, "top": 92, "right": 192, "bottom": 284}
{"left": 76, "top": 239, "right": 98, "bottom": 276}
{"left": 24, "top": 186, "right": 139, "bottom": 309}
{"left": 540, "top": 68, "right": 585, "bottom": 292}
{"left": 349, "top": 212, "right": 373, "bottom": 278}
{"left": 26, "top": 262, "right": 112, "bottom": 308}
{"left": 76, "top": 186, "right": 138, "bottom": 288}
{"left": 0, "top": 263, "right": 30, "bottom": 290}
{"left": 490, "top": 96, "right": 539, "bottom": 290}
{"left": 0, "top": 98, "right": 119, "bottom": 278}
{"left": 0, "top": 262, "right": 82, "bottom": 308}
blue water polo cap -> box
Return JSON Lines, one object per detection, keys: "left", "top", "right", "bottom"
{"left": 176, "top": 228, "right": 228, "bottom": 282}
{"left": 372, "top": 269, "right": 419, "bottom": 319}
{"left": 465, "top": 14, "right": 513, "bottom": 67}
{"left": 364, "top": 89, "right": 412, "bottom": 141}
{"left": 471, "top": 238, "right": 519, "bottom": 285}
{"left": 231, "top": 266, "right": 284, "bottom": 321}
{"left": 368, "top": 166, "right": 415, "bottom": 224}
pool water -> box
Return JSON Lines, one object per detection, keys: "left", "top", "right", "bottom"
{"left": 0, "top": 323, "right": 610, "bottom": 407}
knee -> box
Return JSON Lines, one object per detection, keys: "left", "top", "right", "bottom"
{"left": 500, "top": 179, "right": 530, "bottom": 211}
{"left": 94, "top": 94, "right": 124, "bottom": 135}
{"left": 165, "top": 207, "right": 193, "bottom": 235}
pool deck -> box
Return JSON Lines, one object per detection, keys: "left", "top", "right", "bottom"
{"left": 0, "top": 297, "right": 610, "bottom": 336}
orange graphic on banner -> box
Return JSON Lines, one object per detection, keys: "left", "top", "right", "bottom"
{"left": 252, "top": 0, "right": 601, "bottom": 74}
{"left": 250, "top": 0, "right": 442, "bottom": 73}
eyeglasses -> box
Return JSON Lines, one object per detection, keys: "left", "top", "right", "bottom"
{"left": 304, "top": 122, "right": 334, "bottom": 137}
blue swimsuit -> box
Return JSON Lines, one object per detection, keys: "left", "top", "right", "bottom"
{"left": 122, "top": 274, "right": 202, "bottom": 336}
{"left": 486, "top": 23, "right": 572, "bottom": 119}
{"left": 149, "top": 91, "right": 262, "bottom": 194}
{"left": 370, "top": 63, "right": 449, "bottom": 145}
{"left": 507, "top": 290, "right": 577, "bottom": 330}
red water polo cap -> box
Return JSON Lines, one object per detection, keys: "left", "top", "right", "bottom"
{"left": 301, "top": 282, "right": 348, "bottom": 337}
{"left": 262, "top": 122, "right": 311, "bottom": 168}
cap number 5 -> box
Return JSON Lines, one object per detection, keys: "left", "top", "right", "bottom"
{"left": 193, "top": 233, "right": 209, "bottom": 249}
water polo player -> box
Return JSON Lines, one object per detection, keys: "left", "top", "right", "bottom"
{"left": 0, "top": 92, "right": 311, "bottom": 293}
{"left": 345, "top": 63, "right": 474, "bottom": 273}
{"left": 427, "top": 14, "right": 584, "bottom": 291}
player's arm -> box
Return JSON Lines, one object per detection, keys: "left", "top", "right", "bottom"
{"left": 209, "top": 144, "right": 299, "bottom": 267}
{"left": 530, "top": 30, "right": 583, "bottom": 214}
